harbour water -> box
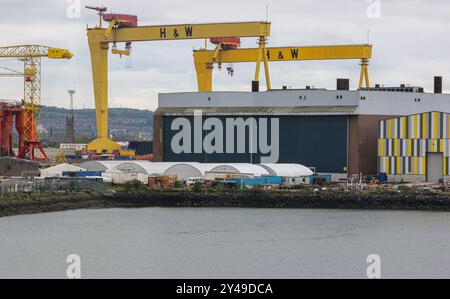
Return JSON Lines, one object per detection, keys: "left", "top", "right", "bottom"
{"left": 1, "top": 208, "right": 450, "bottom": 279}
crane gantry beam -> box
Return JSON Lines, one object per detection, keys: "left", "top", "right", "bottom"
{"left": 86, "top": 6, "right": 271, "bottom": 153}
{"left": 101, "top": 22, "right": 271, "bottom": 42}
{"left": 0, "top": 45, "right": 73, "bottom": 160}
{"left": 193, "top": 44, "right": 373, "bottom": 92}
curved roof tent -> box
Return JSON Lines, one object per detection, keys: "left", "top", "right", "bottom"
{"left": 164, "top": 164, "right": 205, "bottom": 180}
{"left": 210, "top": 164, "right": 269, "bottom": 177}
{"left": 114, "top": 162, "right": 220, "bottom": 180}
{"left": 114, "top": 161, "right": 178, "bottom": 175}
{"left": 164, "top": 163, "right": 222, "bottom": 180}
{"left": 80, "top": 161, "right": 125, "bottom": 172}
{"left": 259, "top": 164, "right": 314, "bottom": 177}
{"left": 40, "top": 163, "right": 86, "bottom": 178}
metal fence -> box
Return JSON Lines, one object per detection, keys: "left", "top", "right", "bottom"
{"left": 0, "top": 180, "right": 34, "bottom": 194}
{"left": 1, "top": 177, "right": 115, "bottom": 196}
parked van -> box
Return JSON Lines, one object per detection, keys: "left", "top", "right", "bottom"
{"left": 186, "top": 177, "right": 204, "bottom": 186}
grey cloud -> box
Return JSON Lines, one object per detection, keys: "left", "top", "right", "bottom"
{"left": 0, "top": 0, "right": 449, "bottom": 111}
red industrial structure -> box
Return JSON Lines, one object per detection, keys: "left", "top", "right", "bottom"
{"left": 0, "top": 100, "right": 26, "bottom": 158}
{"left": 103, "top": 14, "right": 138, "bottom": 28}
{"left": 210, "top": 38, "right": 241, "bottom": 49}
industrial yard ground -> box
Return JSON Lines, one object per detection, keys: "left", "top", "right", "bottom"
{"left": 2, "top": 187, "right": 450, "bottom": 218}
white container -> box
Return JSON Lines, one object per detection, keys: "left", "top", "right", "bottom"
{"left": 102, "top": 172, "right": 148, "bottom": 185}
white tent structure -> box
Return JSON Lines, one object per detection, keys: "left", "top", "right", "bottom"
{"left": 259, "top": 164, "right": 313, "bottom": 177}
{"left": 114, "top": 162, "right": 220, "bottom": 181}
{"left": 40, "top": 163, "right": 86, "bottom": 178}
{"left": 114, "top": 161, "right": 177, "bottom": 175}
{"left": 77, "top": 160, "right": 312, "bottom": 181}
{"left": 164, "top": 163, "right": 221, "bottom": 180}
{"left": 80, "top": 161, "right": 125, "bottom": 172}
{"left": 210, "top": 164, "right": 269, "bottom": 177}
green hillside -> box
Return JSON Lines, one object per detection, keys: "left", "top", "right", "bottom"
{"left": 39, "top": 106, "right": 153, "bottom": 143}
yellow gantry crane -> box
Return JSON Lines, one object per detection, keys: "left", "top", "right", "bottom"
{"left": 193, "top": 44, "right": 373, "bottom": 92}
{"left": 85, "top": 6, "right": 271, "bottom": 154}
{"left": 0, "top": 45, "right": 73, "bottom": 160}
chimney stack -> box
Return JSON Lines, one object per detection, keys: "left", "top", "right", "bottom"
{"left": 337, "top": 78, "right": 350, "bottom": 91}
{"left": 434, "top": 76, "right": 443, "bottom": 94}
{"left": 252, "top": 80, "right": 260, "bottom": 92}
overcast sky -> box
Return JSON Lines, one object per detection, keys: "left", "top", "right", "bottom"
{"left": 0, "top": 0, "right": 449, "bottom": 111}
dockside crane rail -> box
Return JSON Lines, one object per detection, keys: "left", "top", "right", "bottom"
{"left": 0, "top": 45, "right": 73, "bottom": 160}
{"left": 85, "top": 6, "right": 272, "bottom": 154}
{"left": 194, "top": 43, "right": 373, "bottom": 92}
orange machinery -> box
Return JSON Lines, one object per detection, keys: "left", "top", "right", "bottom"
{"left": 0, "top": 100, "right": 25, "bottom": 157}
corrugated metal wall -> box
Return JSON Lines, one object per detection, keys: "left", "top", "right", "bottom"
{"left": 378, "top": 112, "right": 450, "bottom": 175}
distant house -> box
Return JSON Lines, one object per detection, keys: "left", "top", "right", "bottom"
{"left": 0, "top": 157, "right": 39, "bottom": 177}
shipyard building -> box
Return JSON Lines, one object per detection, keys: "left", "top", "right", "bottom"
{"left": 153, "top": 78, "right": 450, "bottom": 180}
{"left": 378, "top": 111, "right": 450, "bottom": 183}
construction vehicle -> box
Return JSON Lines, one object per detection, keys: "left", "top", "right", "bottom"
{"left": 85, "top": 6, "right": 271, "bottom": 154}
{"left": 193, "top": 43, "right": 373, "bottom": 92}
{"left": 0, "top": 45, "right": 73, "bottom": 160}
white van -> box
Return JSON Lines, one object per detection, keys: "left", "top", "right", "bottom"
{"left": 185, "top": 177, "right": 204, "bottom": 186}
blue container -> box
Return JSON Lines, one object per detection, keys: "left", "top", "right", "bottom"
{"left": 223, "top": 176, "right": 282, "bottom": 187}
{"left": 62, "top": 171, "right": 76, "bottom": 177}
{"left": 243, "top": 178, "right": 265, "bottom": 186}
{"left": 378, "top": 173, "right": 388, "bottom": 183}
{"left": 262, "top": 176, "right": 282, "bottom": 185}
{"left": 63, "top": 171, "right": 103, "bottom": 178}
{"left": 76, "top": 171, "right": 103, "bottom": 177}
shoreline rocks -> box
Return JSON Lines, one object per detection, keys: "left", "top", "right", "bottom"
{"left": 1, "top": 189, "right": 450, "bottom": 218}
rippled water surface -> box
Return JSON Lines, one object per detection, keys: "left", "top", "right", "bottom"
{"left": 1, "top": 208, "right": 450, "bottom": 278}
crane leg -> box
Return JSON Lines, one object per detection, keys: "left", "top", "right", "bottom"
{"left": 364, "top": 64, "right": 370, "bottom": 88}
{"left": 359, "top": 64, "right": 365, "bottom": 89}
{"left": 261, "top": 38, "right": 271, "bottom": 90}
{"left": 359, "top": 58, "right": 370, "bottom": 89}
{"left": 87, "top": 29, "right": 121, "bottom": 154}
{"left": 195, "top": 58, "right": 213, "bottom": 92}
{"left": 254, "top": 42, "right": 263, "bottom": 82}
